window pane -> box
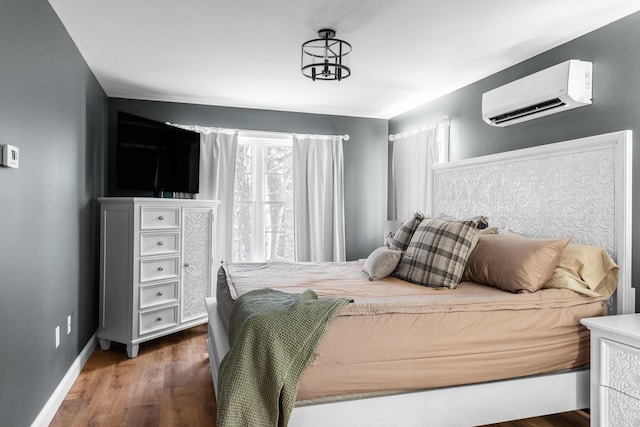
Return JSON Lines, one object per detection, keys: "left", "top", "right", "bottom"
{"left": 265, "top": 174, "right": 285, "bottom": 202}
{"left": 264, "top": 203, "right": 285, "bottom": 232}
{"left": 265, "top": 232, "right": 287, "bottom": 261}
{"left": 233, "top": 138, "right": 294, "bottom": 262}
{"left": 236, "top": 144, "right": 252, "bottom": 174}
{"left": 234, "top": 233, "right": 251, "bottom": 262}
{"left": 235, "top": 144, "right": 253, "bottom": 204}
{"left": 265, "top": 146, "right": 284, "bottom": 174}
{"left": 283, "top": 203, "right": 294, "bottom": 260}
{"left": 233, "top": 202, "right": 253, "bottom": 261}
{"left": 264, "top": 202, "right": 294, "bottom": 261}
{"left": 235, "top": 173, "right": 252, "bottom": 203}
{"left": 264, "top": 230, "right": 294, "bottom": 261}
{"left": 233, "top": 145, "right": 253, "bottom": 262}
{"left": 283, "top": 146, "right": 293, "bottom": 202}
{"left": 234, "top": 202, "right": 252, "bottom": 232}
{"left": 264, "top": 145, "right": 290, "bottom": 202}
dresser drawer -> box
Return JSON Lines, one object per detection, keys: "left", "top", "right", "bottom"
{"left": 140, "top": 257, "right": 179, "bottom": 283}
{"left": 140, "top": 207, "right": 180, "bottom": 230}
{"left": 600, "top": 385, "right": 640, "bottom": 426}
{"left": 139, "top": 281, "right": 179, "bottom": 309}
{"left": 601, "top": 338, "right": 640, "bottom": 400}
{"left": 139, "top": 305, "right": 178, "bottom": 335}
{"left": 140, "top": 232, "right": 180, "bottom": 256}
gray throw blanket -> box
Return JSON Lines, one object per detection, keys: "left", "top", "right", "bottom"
{"left": 216, "top": 288, "right": 351, "bottom": 427}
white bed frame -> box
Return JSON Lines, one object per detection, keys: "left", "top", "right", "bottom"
{"left": 206, "top": 130, "right": 634, "bottom": 426}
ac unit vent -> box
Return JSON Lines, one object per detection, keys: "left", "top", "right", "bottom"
{"left": 488, "top": 98, "right": 566, "bottom": 125}
{"left": 482, "top": 60, "right": 592, "bottom": 127}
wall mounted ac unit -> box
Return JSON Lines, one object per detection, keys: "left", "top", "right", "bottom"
{"left": 482, "top": 59, "right": 592, "bottom": 127}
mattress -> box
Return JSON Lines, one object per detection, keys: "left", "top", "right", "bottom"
{"left": 215, "top": 261, "right": 607, "bottom": 402}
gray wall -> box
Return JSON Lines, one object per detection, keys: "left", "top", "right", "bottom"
{"left": 389, "top": 11, "right": 640, "bottom": 311}
{"left": 5, "top": 2, "right": 635, "bottom": 423}
{"left": 108, "top": 98, "right": 389, "bottom": 261}
{"left": 0, "top": 0, "right": 107, "bottom": 425}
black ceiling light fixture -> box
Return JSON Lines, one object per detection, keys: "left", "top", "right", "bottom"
{"left": 301, "top": 29, "right": 351, "bottom": 81}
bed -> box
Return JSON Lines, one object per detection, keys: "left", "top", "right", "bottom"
{"left": 206, "top": 130, "right": 634, "bottom": 426}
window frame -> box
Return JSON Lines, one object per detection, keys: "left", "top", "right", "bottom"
{"left": 234, "top": 131, "right": 294, "bottom": 262}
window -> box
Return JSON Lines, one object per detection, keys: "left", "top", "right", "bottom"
{"left": 232, "top": 133, "right": 294, "bottom": 262}
{"left": 391, "top": 117, "right": 449, "bottom": 220}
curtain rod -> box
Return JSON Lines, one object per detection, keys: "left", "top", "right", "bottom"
{"left": 296, "top": 133, "right": 350, "bottom": 141}
{"left": 388, "top": 116, "right": 449, "bottom": 142}
{"left": 167, "top": 122, "right": 348, "bottom": 141}
{"left": 241, "top": 129, "right": 349, "bottom": 141}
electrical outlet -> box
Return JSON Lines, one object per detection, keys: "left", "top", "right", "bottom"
{"left": 55, "top": 326, "right": 60, "bottom": 348}
{"left": 67, "top": 315, "right": 72, "bottom": 335}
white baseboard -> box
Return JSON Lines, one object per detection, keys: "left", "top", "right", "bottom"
{"left": 31, "top": 331, "right": 97, "bottom": 427}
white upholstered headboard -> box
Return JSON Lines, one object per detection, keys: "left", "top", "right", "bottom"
{"left": 429, "top": 130, "right": 634, "bottom": 314}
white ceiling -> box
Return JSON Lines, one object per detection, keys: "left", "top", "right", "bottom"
{"left": 48, "top": 0, "right": 640, "bottom": 119}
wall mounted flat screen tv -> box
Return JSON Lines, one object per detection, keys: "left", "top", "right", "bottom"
{"left": 117, "top": 112, "right": 200, "bottom": 196}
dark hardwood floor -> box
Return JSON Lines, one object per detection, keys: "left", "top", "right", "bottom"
{"left": 51, "top": 325, "right": 589, "bottom": 426}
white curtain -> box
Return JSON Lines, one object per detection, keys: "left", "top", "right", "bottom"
{"left": 293, "top": 135, "right": 346, "bottom": 262}
{"left": 392, "top": 118, "right": 449, "bottom": 221}
{"left": 172, "top": 124, "right": 238, "bottom": 264}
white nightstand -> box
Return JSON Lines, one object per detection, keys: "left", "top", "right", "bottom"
{"left": 581, "top": 314, "right": 640, "bottom": 426}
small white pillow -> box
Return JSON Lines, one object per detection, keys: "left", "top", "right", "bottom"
{"left": 363, "top": 247, "right": 403, "bottom": 281}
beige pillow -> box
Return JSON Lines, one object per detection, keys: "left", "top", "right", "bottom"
{"left": 544, "top": 243, "right": 618, "bottom": 298}
{"left": 480, "top": 227, "right": 500, "bottom": 235}
{"left": 463, "top": 233, "right": 571, "bottom": 293}
{"left": 471, "top": 226, "right": 499, "bottom": 253}
{"left": 363, "top": 247, "right": 403, "bottom": 281}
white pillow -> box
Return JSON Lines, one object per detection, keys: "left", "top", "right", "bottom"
{"left": 363, "top": 247, "right": 403, "bottom": 281}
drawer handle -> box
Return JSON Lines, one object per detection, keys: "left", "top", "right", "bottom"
{"left": 184, "top": 263, "right": 190, "bottom": 268}
{"left": 158, "top": 215, "right": 164, "bottom": 220}
{"left": 156, "top": 291, "right": 164, "bottom": 296}
{"left": 157, "top": 241, "right": 164, "bottom": 246}
{"left": 156, "top": 316, "right": 163, "bottom": 322}
{"left": 158, "top": 266, "right": 164, "bottom": 271}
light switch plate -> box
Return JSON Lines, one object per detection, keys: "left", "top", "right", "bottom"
{"left": 1, "top": 144, "right": 19, "bottom": 168}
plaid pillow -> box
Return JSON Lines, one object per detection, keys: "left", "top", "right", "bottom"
{"left": 393, "top": 217, "right": 483, "bottom": 289}
{"left": 388, "top": 212, "right": 425, "bottom": 251}
{"left": 438, "top": 214, "right": 489, "bottom": 230}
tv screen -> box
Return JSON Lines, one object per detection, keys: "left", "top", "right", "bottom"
{"left": 117, "top": 112, "right": 200, "bottom": 196}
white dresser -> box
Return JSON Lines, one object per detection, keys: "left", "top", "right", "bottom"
{"left": 97, "top": 197, "right": 220, "bottom": 357}
{"left": 581, "top": 314, "right": 640, "bottom": 426}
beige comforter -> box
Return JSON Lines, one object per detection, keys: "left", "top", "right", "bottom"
{"left": 219, "top": 261, "right": 607, "bottom": 402}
